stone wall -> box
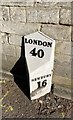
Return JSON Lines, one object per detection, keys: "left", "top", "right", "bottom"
{"left": 0, "top": 1, "right": 73, "bottom": 99}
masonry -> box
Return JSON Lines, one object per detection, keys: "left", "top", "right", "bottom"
{"left": 0, "top": 0, "right": 73, "bottom": 100}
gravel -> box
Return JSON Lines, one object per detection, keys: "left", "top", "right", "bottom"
{"left": 2, "top": 80, "right": 73, "bottom": 119}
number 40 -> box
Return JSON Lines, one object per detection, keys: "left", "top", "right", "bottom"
{"left": 30, "top": 48, "right": 44, "bottom": 58}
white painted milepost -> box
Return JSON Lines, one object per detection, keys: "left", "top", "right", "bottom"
{"left": 24, "top": 31, "right": 55, "bottom": 100}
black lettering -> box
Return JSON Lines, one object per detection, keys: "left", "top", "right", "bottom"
{"left": 30, "top": 48, "right": 44, "bottom": 58}
{"left": 25, "top": 38, "right": 53, "bottom": 48}
{"left": 25, "top": 38, "right": 28, "bottom": 43}
{"left": 42, "top": 80, "right": 47, "bottom": 87}
{"left": 37, "top": 77, "right": 40, "bottom": 80}
{"left": 43, "top": 42, "right": 47, "bottom": 46}
{"left": 32, "top": 79, "right": 34, "bottom": 81}
{"left": 47, "top": 42, "right": 52, "bottom": 47}
{"left": 33, "top": 40, "right": 38, "bottom": 45}
{"left": 44, "top": 76, "right": 46, "bottom": 78}
{"left": 38, "top": 49, "right": 44, "bottom": 58}
{"left": 28, "top": 39, "right": 33, "bottom": 44}
{"left": 41, "top": 76, "right": 44, "bottom": 79}
{"left": 30, "top": 48, "right": 37, "bottom": 56}
{"left": 32, "top": 74, "right": 52, "bottom": 82}
{"left": 35, "top": 78, "right": 37, "bottom": 81}
{"left": 50, "top": 74, "right": 51, "bottom": 76}
{"left": 38, "top": 40, "right": 42, "bottom": 46}
{"left": 37, "top": 81, "right": 41, "bottom": 88}
{"left": 37, "top": 80, "right": 47, "bottom": 89}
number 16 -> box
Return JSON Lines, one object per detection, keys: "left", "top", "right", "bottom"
{"left": 37, "top": 80, "right": 47, "bottom": 88}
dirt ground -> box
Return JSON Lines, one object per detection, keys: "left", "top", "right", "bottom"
{"left": 1, "top": 79, "right": 73, "bottom": 119}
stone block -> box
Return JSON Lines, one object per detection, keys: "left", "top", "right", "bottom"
{"left": 54, "top": 64, "right": 71, "bottom": 79}
{"left": 2, "top": 21, "right": 41, "bottom": 35}
{"left": 1, "top": 1, "right": 34, "bottom": 6}
{"left": 60, "top": 8, "right": 72, "bottom": 25}
{"left": 71, "top": 26, "right": 73, "bottom": 42}
{"left": 10, "top": 7, "right": 26, "bottom": 22}
{"left": 1, "top": 71, "right": 13, "bottom": 81}
{"left": 57, "top": 2, "right": 71, "bottom": 8}
{"left": 55, "top": 53, "right": 71, "bottom": 65}
{"left": 38, "top": 8, "right": 59, "bottom": 24}
{"left": 71, "top": 2, "right": 73, "bottom": 25}
{"left": 35, "top": 2, "right": 71, "bottom": 8}
{"left": 9, "top": 34, "right": 22, "bottom": 46}
{"left": 35, "top": 2, "right": 58, "bottom": 7}
{"left": 27, "top": 8, "right": 59, "bottom": 24}
{"left": 54, "top": 54, "right": 71, "bottom": 79}
{"left": 55, "top": 41, "right": 71, "bottom": 55}
{"left": 2, "top": 44, "right": 16, "bottom": 56}
{"left": 15, "top": 46, "right": 21, "bottom": 57}
{"left": 34, "top": 0, "right": 41, "bottom": 2}
{"left": 27, "top": 8, "right": 38, "bottom": 23}
{"left": 0, "top": 6, "right": 2, "bottom": 21}
{"left": 0, "top": 51, "right": 2, "bottom": 71}
{"left": 0, "top": 36, "right": 2, "bottom": 54}
{"left": 71, "top": 56, "right": 73, "bottom": 80}
{"left": 0, "top": 21, "right": 2, "bottom": 31}
{"left": 53, "top": 75, "right": 71, "bottom": 88}
{"left": 41, "top": 0, "right": 72, "bottom": 2}
{"left": 2, "top": 0, "right": 34, "bottom": 2}
{"left": 2, "top": 55, "right": 6, "bottom": 71}
{"left": 53, "top": 84, "right": 71, "bottom": 100}
{"left": 0, "top": 32, "right": 2, "bottom": 44}
{"left": 41, "top": 24, "right": 71, "bottom": 41}
{"left": 2, "top": 54, "right": 19, "bottom": 72}
{"left": 2, "top": 6, "right": 10, "bottom": 21}
{"left": 1, "top": 32, "right": 9, "bottom": 44}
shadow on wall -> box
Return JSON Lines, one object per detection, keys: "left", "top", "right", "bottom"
{"left": 10, "top": 36, "right": 30, "bottom": 100}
